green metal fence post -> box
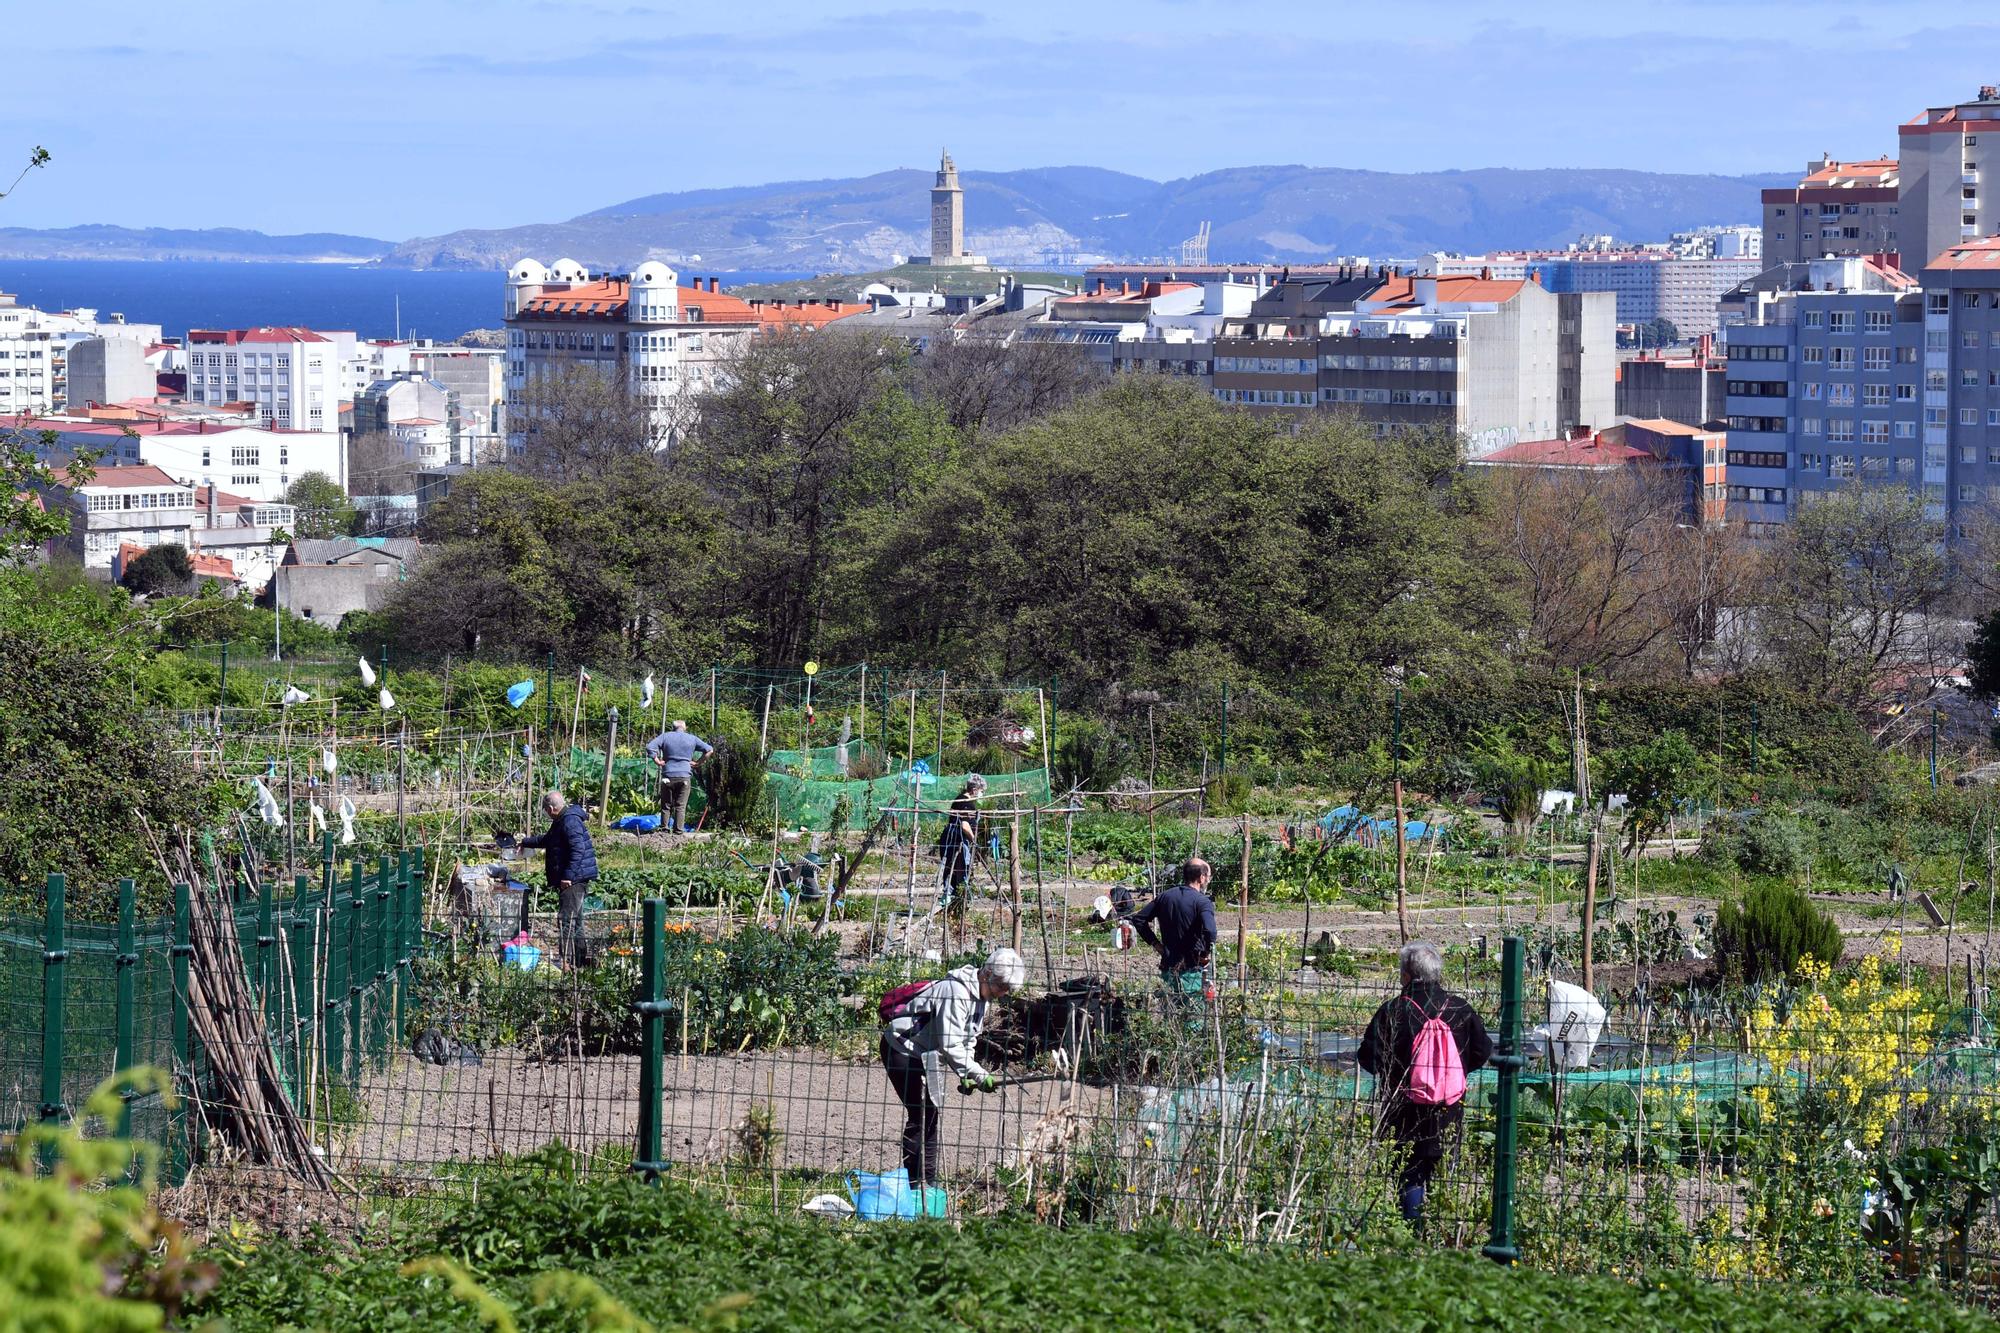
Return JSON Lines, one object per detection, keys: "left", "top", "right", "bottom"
{"left": 1483, "top": 934, "right": 1526, "bottom": 1265}
{"left": 323, "top": 866, "right": 345, "bottom": 1089}
{"left": 255, "top": 862, "right": 276, "bottom": 1030}
{"left": 346, "top": 862, "right": 365, "bottom": 1083}
{"left": 170, "top": 879, "right": 193, "bottom": 1179}
{"left": 391, "top": 851, "right": 409, "bottom": 1034}
{"left": 632, "top": 897, "right": 668, "bottom": 1183}
{"left": 39, "top": 874, "right": 69, "bottom": 1154}
{"left": 114, "top": 877, "right": 136, "bottom": 1140}
{"left": 320, "top": 827, "right": 335, "bottom": 902}
{"left": 373, "top": 855, "right": 392, "bottom": 1060}
{"left": 218, "top": 640, "right": 229, "bottom": 732}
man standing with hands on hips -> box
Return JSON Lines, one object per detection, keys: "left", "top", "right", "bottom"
{"left": 645, "top": 719, "right": 713, "bottom": 834}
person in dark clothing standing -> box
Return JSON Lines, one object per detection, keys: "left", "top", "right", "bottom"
{"left": 519, "top": 791, "right": 599, "bottom": 967}
{"left": 1131, "top": 858, "right": 1218, "bottom": 1003}
{"left": 1358, "top": 941, "right": 1493, "bottom": 1232}
{"left": 935, "top": 774, "right": 985, "bottom": 913}
{"left": 644, "top": 720, "right": 713, "bottom": 834}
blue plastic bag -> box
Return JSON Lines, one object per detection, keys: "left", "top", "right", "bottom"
{"left": 615, "top": 814, "right": 662, "bottom": 832}
{"left": 506, "top": 679, "right": 535, "bottom": 709}
{"left": 503, "top": 942, "right": 541, "bottom": 972}
{"left": 847, "top": 1170, "right": 946, "bottom": 1220}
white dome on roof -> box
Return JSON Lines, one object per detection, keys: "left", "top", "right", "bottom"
{"left": 549, "top": 258, "right": 589, "bottom": 282}
{"left": 508, "top": 258, "right": 549, "bottom": 283}
{"left": 632, "top": 260, "right": 677, "bottom": 287}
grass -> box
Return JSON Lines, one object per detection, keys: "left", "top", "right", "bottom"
{"left": 198, "top": 1164, "right": 2000, "bottom": 1332}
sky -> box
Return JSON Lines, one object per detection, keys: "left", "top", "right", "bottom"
{"left": 7, "top": 0, "right": 2000, "bottom": 240}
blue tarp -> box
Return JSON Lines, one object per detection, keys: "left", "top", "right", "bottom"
{"left": 1317, "top": 804, "right": 1432, "bottom": 843}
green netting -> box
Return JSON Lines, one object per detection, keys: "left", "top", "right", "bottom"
{"left": 767, "top": 741, "right": 886, "bottom": 779}
{"left": 768, "top": 766, "right": 1054, "bottom": 832}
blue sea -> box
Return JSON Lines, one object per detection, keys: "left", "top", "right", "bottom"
{"left": 0, "top": 260, "right": 813, "bottom": 341}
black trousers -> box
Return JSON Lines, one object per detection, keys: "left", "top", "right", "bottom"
{"left": 1386, "top": 1100, "right": 1462, "bottom": 1193}
{"left": 881, "top": 1034, "right": 940, "bottom": 1185}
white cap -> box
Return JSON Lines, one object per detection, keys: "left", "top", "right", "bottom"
{"left": 981, "top": 947, "right": 1026, "bottom": 990}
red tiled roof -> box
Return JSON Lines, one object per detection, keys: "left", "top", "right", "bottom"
{"left": 1059, "top": 280, "right": 1200, "bottom": 305}
{"left": 1800, "top": 158, "right": 1898, "bottom": 186}
{"left": 1366, "top": 274, "right": 1528, "bottom": 309}
{"left": 187, "top": 327, "right": 329, "bottom": 345}
{"left": 81, "top": 464, "right": 191, "bottom": 490}
{"left": 1477, "top": 434, "right": 1653, "bottom": 467}
{"left": 749, "top": 300, "right": 870, "bottom": 330}
{"left": 1927, "top": 236, "right": 2000, "bottom": 270}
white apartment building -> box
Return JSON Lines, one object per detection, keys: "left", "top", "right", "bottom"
{"left": 0, "top": 292, "right": 162, "bottom": 413}
{"left": 48, "top": 464, "right": 199, "bottom": 570}
{"left": 1900, "top": 86, "right": 2000, "bottom": 271}
{"left": 4, "top": 412, "right": 344, "bottom": 502}
{"left": 185, "top": 327, "right": 351, "bottom": 433}
{"left": 503, "top": 259, "right": 863, "bottom": 452}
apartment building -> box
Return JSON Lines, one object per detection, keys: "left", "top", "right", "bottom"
{"left": 1760, "top": 158, "right": 1902, "bottom": 266}
{"left": 1523, "top": 253, "right": 1762, "bottom": 337}
{"left": 410, "top": 345, "right": 505, "bottom": 460}
{"left": 1901, "top": 87, "right": 2000, "bottom": 274}
{"left": 0, "top": 293, "right": 162, "bottom": 414}
{"left": 504, "top": 259, "right": 864, "bottom": 452}
{"left": 1719, "top": 256, "right": 1924, "bottom": 534}
{"left": 184, "top": 327, "right": 350, "bottom": 433}
{"left": 1216, "top": 272, "right": 1613, "bottom": 454}
{"left": 1920, "top": 236, "right": 2000, "bottom": 532}
{"left": 3, "top": 411, "right": 344, "bottom": 501}
{"left": 1616, "top": 338, "right": 1725, "bottom": 428}
{"left": 354, "top": 373, "right": 459, "bottom": 467}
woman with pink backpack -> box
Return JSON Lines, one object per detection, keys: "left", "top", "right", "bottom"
{"left": 1358, "top": 941, "right": 1493, "bottom": 1235}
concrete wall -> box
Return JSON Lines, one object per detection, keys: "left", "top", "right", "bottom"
{"left": 64, "top": 337, "right": 153, "bottom": 408}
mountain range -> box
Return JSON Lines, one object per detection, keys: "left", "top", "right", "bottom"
{"left": 1, "top": 164, "right": 1792, "bottom": 270}
{"left": 379, "top": 164, "right": 1790, "bottom": 272}
{"left": 0, "top": 224, "right": 393, "bottom": 263}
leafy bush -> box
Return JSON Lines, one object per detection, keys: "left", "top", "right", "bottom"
{"left": 0, "top": 1070, "right": 214, "bottom": 1331}
{"left": 199, "top": 1167, "right": 2000, "bottom": 1332}
{"left": 1715, "top": 880, "right": 1842, "bottom": 982}
{"left": 410, "top": 925, "right": 843, "bottom": 1057}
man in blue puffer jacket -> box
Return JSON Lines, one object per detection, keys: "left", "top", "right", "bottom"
{"left": 520, "top": 791, "right": 598, "bottom": 966}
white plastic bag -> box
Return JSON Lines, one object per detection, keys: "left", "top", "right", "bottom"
{"left": 281, "top": 685, "right": 310, "bottom": 707}
{"left": 358, "top": 657, "right": 377, "bottom": 687}
{"left": 1546, "top": 978, "right": 1607, "bottom": 1071}
{"left": 338, "top": 795, "right": 357, "bottom": 845}
{"left": 640, "top": 674, "right": 656, "bottom": 709}
{"left": 379, "top": 687, "right": 396, "bottom": 711}
{"left": 252, "top": 778, "right": 284, "bottom": 827}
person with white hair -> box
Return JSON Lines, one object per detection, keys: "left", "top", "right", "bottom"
{"left": 518, "top": 791, "right": 599, "bottom": 966}
{"left": 643, "top": 719, "right": 713, "bottom": 834}
{"left": 1358, "top": 941, "right": 1493, "bottom": 1234}
{"left": 878, "top": 946, "right": 1025, "bottom": 1189}
{"left": 935, "top": 773, "right": 986, "bottom": 912}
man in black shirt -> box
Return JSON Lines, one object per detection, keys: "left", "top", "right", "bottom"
{"left": 1131, "top": 858, "right": 1218, "bottom": 1002}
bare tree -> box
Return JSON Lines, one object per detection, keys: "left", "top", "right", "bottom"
{"left": 1488, "top": 463, "right": 1689, "bottom": 676}
{"left": 511, "top": 361, "right": 659, "bottom": 483}
{"left": 1759, "top": 484, "right": 1951, "bottom": 709}
{"left": 912, "top": 335, "right": 1104, "bottom": 439}
{"left": 347, "top": 430, "right": 418, "bottom": 496}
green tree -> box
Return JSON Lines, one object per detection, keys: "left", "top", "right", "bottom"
{"left": 119, "top": 542, "right": 194, "bottom": 596}
{"left": 1600, "top": 728, "right": 1704, "bottom": 854}
{"left": 1, "top": 424, "right": 88, "bottom": 560}
{"left": 282, "top": 471, "right": 358, "bottom": 538}
{"left": 382, "top": 457, "right": 722, "bottom": 665}
{"left": 681, "top": 328, "right": 955, "bottom": 666}
{"left": 0, "top": 569, "right": 221, "bottom": 912}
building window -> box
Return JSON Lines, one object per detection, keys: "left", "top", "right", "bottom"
{"left": 1803, "top": 346, "right": 1825, "bottom": 364}
{"left": 1804, "top": 310, "right": 1824, "bottom": 328}
{"left": 1830, "top": 311, "right": 1854, "bottom": 332}
{"left": 1866, "top": 310, "right": 1892, "bottom": 331}
{"left": 1863, "top": 421, "right": 1890, "bottom": 444}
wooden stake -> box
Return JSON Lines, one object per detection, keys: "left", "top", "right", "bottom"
{"left": 1236, "top": 813, "right": 1251, "bottom": 988}
{"left": 598, "top": 710, "right": 619, "bottom": 826}
{"left": 1393, "top": 779, "right": 1410, "bottom": 945}
{"left": 1581, "top": 824, "right": 1601, "bottom": 993}
{"left": 1009, "top": 815, "right": 1024, "bottom": 952}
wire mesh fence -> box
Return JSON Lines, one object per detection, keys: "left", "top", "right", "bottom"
{"left": 9, "top": 822, "right": 2000, "bottom": 1295}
